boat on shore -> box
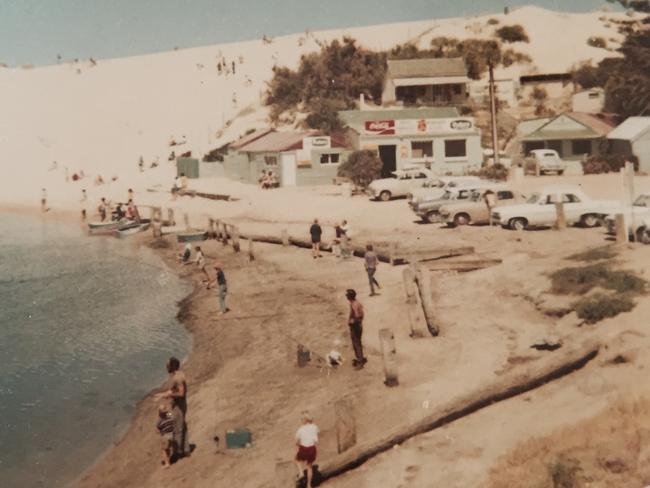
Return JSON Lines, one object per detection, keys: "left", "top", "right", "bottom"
{"left": 115, "top": 221, "right": 151, "bottom": 238}
{"left": 87, "top": 219, "right": 128, "bottom": 235}
{"left": 176, "top": 230, "right": 208, "bottom": 242}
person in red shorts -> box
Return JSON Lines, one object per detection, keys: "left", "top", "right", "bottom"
{"left": 295, "top": 411, "right": 319, "bottom": 487}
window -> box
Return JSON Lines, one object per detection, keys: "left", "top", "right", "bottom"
{"left": 546, "top": 194, "right": 581, "bottom": 204}
{"left": 496, "top": 191, "right": 514, "bottom": 200}
{"left": 411, "top": 141, "right": 433, "bottom": 159}
{"left": 413, "top": 172, "right": 428, "bottom": 179}
{"left": 547, "top": 140, "right": 563, "bottom": 157}
{"left": 572, "top": 139, "right": 591, "bottom": 155}
{"left": 264, "top": 155, "right": 278, "bottom": 166}
{"left": 453, "top": 84, "right": 462, "bottom": 95}
{"left": 320, "top": 153, "right": 340, "bottom": 165}
{"left": 445, "top": 139, "right": 467, "bottom": 158}
{"left": 588, "top": 92, "right": 600, "bottom": 99}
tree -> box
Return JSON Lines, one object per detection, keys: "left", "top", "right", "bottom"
{"left": 303, "top": 98, "right": 346, "bottom": 132}
{"left": 337, "top": 150, "right": 382, "bottom": 189}
{"left": 608, "top": 0, "right": 650, "bottom": 12}
{"left": 495, "top": 25, "right": 530, "bottom": 43}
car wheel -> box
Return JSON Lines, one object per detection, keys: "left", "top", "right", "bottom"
{"left": 558, "top": 170, "right": 564, "bottom": 175}
{"left": 453, "top": 213, "right": 470, "bottom": 226}
{"left": 425, "top": 212, "right": 439, "bottom": 224}
{"left": 509, "top": 218, "right": 528, "bottom": 231}
{"left": 580, "top": 214, "right": 600, "bottom": 228}
{"left": 636, "top": 226, "right": 649, "bottom": 244}
{"left": 379, "top": 190, "right": 391, "bottom": 202}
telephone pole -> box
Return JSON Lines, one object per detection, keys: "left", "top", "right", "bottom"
{"left": 488, "top": 62, "right": 500, "bottom": 166}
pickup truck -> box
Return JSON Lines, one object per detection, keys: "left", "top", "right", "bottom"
{"left": 524, "top": 149, "right": 567, "bottom": 175}
{"left": 604, "top": 193, "right": 650, "bottom": 240}
{"left": 368, "top": 167, "right": 435, "bottom": 201}
{"left": 408, "top": 176, "right": 483, "bottom": 208}
{"left": 411, "top": 182, "right": 502, "bottom": 224}
{"left": 492, "top": 186, "right": 620, "bottom": 230}
{"left": 439, "top": 187, "right": 526, "bottom": 226}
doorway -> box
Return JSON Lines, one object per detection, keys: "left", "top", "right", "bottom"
{"left": 378, "top": 145, "right": 397, "bottom": 178}
{"left": 281, "top": 153, "right": 297, "bottom": 186}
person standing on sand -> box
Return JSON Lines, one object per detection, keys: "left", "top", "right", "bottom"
{"left": 98, "top": 197, "right": 107, "bottom": 222}
{"left": 41, "top": 188, "right": 48, "bottom": 212}
{"left": 295, "top": 411, "right": 319, "bottom": 487}
{"left": 364, "top": 244, "right": 381, "bottom": 296}
{"left": 208, "top": 263, "right": 229, "bottom": 314}
{"left": 346, "top": 289, "right": 367, "bottom": 369}
{"left": 81, "top": 189, "right": 87, "bottom": 202}
{"left": 127, "top": 188, "right": 134, "bottom": 202}
{"left": 155, "top": 357, "right": 189, "bottom": 458}
{"left": 190, "top": 246, "right": 210, "bottom": 282}
{"left": 309, "top": 219, "right": 322, "bottom": 259}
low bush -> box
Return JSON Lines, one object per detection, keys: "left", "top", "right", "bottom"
{"left": 496, "top": 24, "right": 530, "bottom": 43}
{"left": 470, "top": 163, "right": 509, "bottom": 181}
{"left": 572, "top": 293, "right": 635, "bottom": 324}
{"left": 568, "top": 245, "right": 618, "bottom": 262}
{"left": 487, "top": 18, "right": 500, "bottom": 25}
{"left": 549, "top": 457, "right": 583, "bottom": 488}
{"left": 582, "top": 153, "right": 639, "bottom": 174}
{"left": 587, "top": 36, "right": 608, "bottom": 48}
{"left": 550, "top": 264, "right": 646, "bottom": 295}
{"left": 337, "top": 150, "right": 382, "bottom": 190}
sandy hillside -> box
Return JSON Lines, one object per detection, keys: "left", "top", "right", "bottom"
{"left": 0, "top": 6, "right": 643, "bottom": 209}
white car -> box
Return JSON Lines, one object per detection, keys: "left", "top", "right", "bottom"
{"left": 408, "top": 176, "right": 483, "bottom": 208}
{"left": 492, "top": 185, "right": 620, "bottom": 230}
{"left": 368, "top": 167, "right": 435, "bottom": 202}
{"left": 524, "top": 149, "right": 567, "bottom": 175}
{"left": 604, "top": 193, "right": 650, "bottom": 240}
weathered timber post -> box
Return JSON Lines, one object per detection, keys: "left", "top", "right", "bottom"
{"left": 402, "top": 267, "right": 418, "bottom": 304}
{"left": 616, "top": 213, "right": 628, "bottom": 246}
{"left": 208, "top": 218, "right": 216, "bottom": 239}
{"left": 183, "top": 213, "right": 190, "bottom": 230}
{"left": 281, "top": 229, "right": 289, "bottom": 247}
{"left": 167, "top": 208, "right": 175, "bottom": 226}
{"left": 232, "top": 225, "right": 241, "bottom": 252}
{"left": 334, "top": 397, "right": 357, "bottom": 453}
{"left": 554, "top": 202, "right": 567, "bottom": 230}
{"left": 378, "top": 328, "right": 399, "bottom": 387}
{"left": 248, "top": 238, "right": 255, "bottom": 261}
{"left": 415, "top": 265, "right": 438, "bottom": 336}
{"left": 389, "top": 242, "right": 399, "bottom": 266}
{"left": 221, "top": 222, "right": 229, "bottom": 246}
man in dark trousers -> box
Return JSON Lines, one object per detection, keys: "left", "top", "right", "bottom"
{"left": 346, "top": 289, "right": 367, "bottom": 369}
{"left": 309, "top": 219, "right": 322, "bottom": 259}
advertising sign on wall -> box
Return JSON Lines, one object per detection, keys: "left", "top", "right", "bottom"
{"left": 363, "top": 118, "right": 474, "bottom": 136}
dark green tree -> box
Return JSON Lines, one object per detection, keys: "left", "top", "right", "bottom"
{"left": 337, "top": 150, "right": 382, "bottom": 189}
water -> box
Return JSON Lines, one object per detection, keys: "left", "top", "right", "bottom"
{"left": 0, "top": 213, "right": 192, "bottom": 487}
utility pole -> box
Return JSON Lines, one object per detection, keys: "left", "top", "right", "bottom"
{"left": 488, "top": 62, "right": 500, "bottom": 166}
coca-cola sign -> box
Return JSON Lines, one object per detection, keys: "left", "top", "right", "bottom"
{"left": 365, "top": 120, "right": 395, "bottom": 135}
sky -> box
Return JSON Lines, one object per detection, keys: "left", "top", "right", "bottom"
{"left": 0, "top": 0, "right": 617, "bottom": 66}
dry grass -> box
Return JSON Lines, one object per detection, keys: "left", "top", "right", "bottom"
{"left": 572, "top": 293, "right": 636, "bottom": 324}
{"left": 567, "top": 246, "right": 618, "bottom": 263}
{"left": 487, "top": 398, "right": 650, "bottom": 487}
{"left": 550, "top": 264, "right": 646, "bottom": 296}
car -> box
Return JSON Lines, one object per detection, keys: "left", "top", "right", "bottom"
{"left": 408, "top": 176, "right": 483, "bottom": 209}
{"left": 439, "top": 187, "right": 526, "bottom": 226}
{"left": 492, "top": 185, "right": 621, "bottom": 230}
{"left": 368, "top": 166, "right": 436, "bottom": 202}
{"left": 603, "top": 193, "right": 650, "bottom": 240}
{"left": 411, "top": 181, "right": 503, "bottom": 224}
{"left": 524, "top": 149, "right": 567, "bottom": 175}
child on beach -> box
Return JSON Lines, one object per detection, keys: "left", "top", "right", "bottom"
{"left": 190, "top": 246, "right": 210, "bottom": 282}
{"left": 41, "top": 188, "right": 49, "bottom": 212}
{"left": 179, "top": 243, "right": 192, "bottom": 263}
{"left": 156, "top": 402, "right": 176, "bottom": 469}
{"left": 295, "top": 411, "right": 319, "bottom": 487}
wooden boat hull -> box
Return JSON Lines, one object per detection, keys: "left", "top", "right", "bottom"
{"left": 177, "top": 231, "right": 208, "bottom": 243}
{"left": 115, "top": 222, "right": 151, "bottom": 238}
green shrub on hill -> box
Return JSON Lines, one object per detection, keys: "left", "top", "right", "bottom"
{"left": 587, "top": 36, "right": 608, "bottom": 49}
{"left": 495, "top": 24, "right": 530, "bottom": 43}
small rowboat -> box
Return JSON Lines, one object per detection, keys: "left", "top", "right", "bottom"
{"left": 115, "top": 222, "right": 151, "bottom": 238}
{"left": 87, "top": 219, "right": 128, "bottom": 235}
{"left": 177, "top": 231, "right": 208, "bottom": 243}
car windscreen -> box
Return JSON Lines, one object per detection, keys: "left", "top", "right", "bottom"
{"left": 527, "top": 193, "right": 541, "bottom": 204}
{"left": 634, "top": 195, "right": 650, "bottom": 207}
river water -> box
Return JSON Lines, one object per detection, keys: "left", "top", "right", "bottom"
{"left": 0, "top": 212, "right": 191, "bottom": 487}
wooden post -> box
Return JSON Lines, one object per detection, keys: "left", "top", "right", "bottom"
{"left": 616, "top": 213, "right": 628, "bottom": 246}
{"left": 378, "top": 328, "right": 399, "bottom": 387}
{"left": 167, "top": 208, "right": 175, "bottom": 226}
{"left": 149, "top": 206, "right": 155, "bottom": 221}
{"left": 554, "top": 202, "right": 567, "bottom": 231}
{"left": 215, "top": 219, "right": 222, "bottom": 240}
{"left": 183, "top": 213, "right": 190, "bottom": 230}
{"left": 208, "top": 218, "right": 215, "bottom": 238}
{"left": 334, "top": 397, "right": 357, "bottom": 453}
{"left": 221, "top": 223, "right": 229, "bottom": 245}
{"left": 281, "top": 229, "right": 289, "bottom": 247}
{"left": 415, "top": 265, "right": 438, "bottom": 336}
{"left": 402, "top": 267, "right": 418, "bottom": 304}
{"left": 625, "top": 161, "right": 635, "bottom": 241}
{"left": 232, "top": 225, "right": 241, "bottom": 252}
{"left": 248, "top": 238, "right": 255, "bottom": 261}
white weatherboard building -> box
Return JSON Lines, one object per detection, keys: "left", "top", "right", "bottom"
{"left": 341, "top": 107, "right": 482, "bottom": 177}
{"left": 607, "top": 117, "right": 650, "bottom": 174}
{"left": 572, "top": 87, "right": 605, "bottom": 114}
